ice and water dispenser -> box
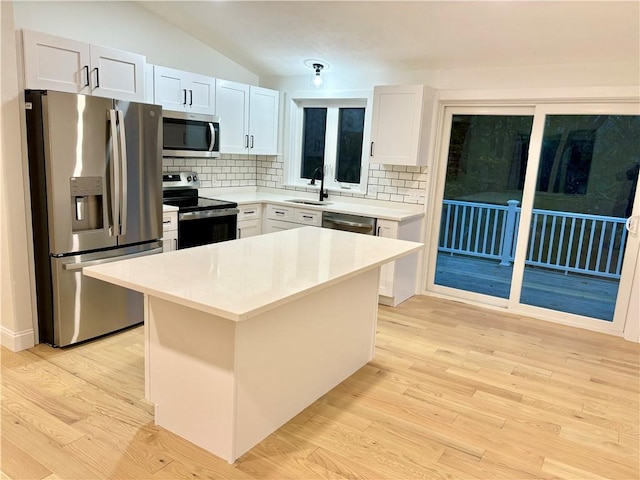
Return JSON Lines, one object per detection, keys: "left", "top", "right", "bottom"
{"left": 70, "top": 176, "right": 104, "bottom": 232}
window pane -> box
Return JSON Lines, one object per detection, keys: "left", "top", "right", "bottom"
{"left": 335, "top": 108, "right": 365, "bottom": 183}
{"left": 301, "top": 108, "right": 327, "bottom": 179}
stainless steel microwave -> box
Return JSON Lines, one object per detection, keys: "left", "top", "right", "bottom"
{"left": 162, "top": 111, "right": 220, "bottom": 158}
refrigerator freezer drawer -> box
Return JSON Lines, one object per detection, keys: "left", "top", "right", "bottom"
{"left": 48, "top": 245, "right": 162, "bottom": 347}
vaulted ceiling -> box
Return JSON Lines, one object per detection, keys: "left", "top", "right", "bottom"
{"left": 138, "top": 1, "right": 640, "bottom": 78}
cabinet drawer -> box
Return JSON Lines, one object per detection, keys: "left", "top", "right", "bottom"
{"left": 266, "top": 204, "right": 293, "bottom": 221}
{"left": 238, "top": 203, "right": 261, "bottom": 221}
{"left": 295, "top": 209, "right": 322, "bottom": 227}
{"left": 162, "top": 212, "right": 177, "bottom": 232}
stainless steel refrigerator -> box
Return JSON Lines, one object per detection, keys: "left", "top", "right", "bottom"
{"left": 25, "top": 90, "right": 163, "bottom": 347}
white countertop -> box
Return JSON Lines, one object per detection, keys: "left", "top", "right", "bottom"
{"left": 83, "top": 227, "right": 423, "bottom": 322}
{"left": 198, "top": 190, "right": 424, "bottom": 222}
{"left": 162, "top": 204, "right": 178, "bottom": 213}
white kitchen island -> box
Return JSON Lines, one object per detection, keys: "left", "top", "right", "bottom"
{"left": 83, "top": 227, "right": 422, "bottom": 463}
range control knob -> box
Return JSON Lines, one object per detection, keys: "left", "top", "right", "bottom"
{"left": 186, "top": 175, "right": 192, "bottom": 182}
{"left": 193, "top": 175, "right": 198, "bottom": 182}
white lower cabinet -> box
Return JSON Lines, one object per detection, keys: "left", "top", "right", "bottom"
{"left": 162, "top": 210, "right": 178, "bottom": 252}
{"left": 237, "top": 204, "right": 262, "bottom": 239}
{"left": 376, "top": 217, "right": 422, "bottom": 306}
{"left": 263, "top": 204, "right": 321, "bottom": 233}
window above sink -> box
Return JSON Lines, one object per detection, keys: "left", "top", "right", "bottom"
{"left": 283, "top": 91, "right": 373, "bottom": 196}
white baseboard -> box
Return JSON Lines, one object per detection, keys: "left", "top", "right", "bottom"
{"left": 0, "top": 325, "right": 35, "bottom": 351}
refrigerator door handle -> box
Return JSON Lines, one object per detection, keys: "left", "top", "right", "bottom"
{"left": 108, "top": 109, "right": 120, "bottom": 237}
{"left": 117, "top": 110, "right": 128, "bottom": 236}
{"left": 62, "top": 247, "right": 163, "bottom": 271}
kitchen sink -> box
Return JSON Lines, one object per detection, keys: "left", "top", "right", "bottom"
{"left": 285, "top": 199, "right": 332, "bottom": 206}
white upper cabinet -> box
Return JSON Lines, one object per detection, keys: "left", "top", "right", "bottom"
{"left": 22, "top": 30, "right": 145, "bottom": 102}
{"left": 215, "top": 80, "right": 249, "bottom": 153}
{"left": 369, "top": 84, "right": 434, "bottom": 166}
{"left": 215, "top": 80, "right": 279, "bottom": 155}
{"left": 154, "top": 65, "right": 215, "bottom": 115}
{"left": 248, "top": 86, "right": 279, "bottom": 155}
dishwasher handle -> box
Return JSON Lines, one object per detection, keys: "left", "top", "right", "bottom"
{"left": 322, "top": 213, "right": 376, "bottom": 235}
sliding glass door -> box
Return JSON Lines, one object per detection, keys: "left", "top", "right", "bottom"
{"left": 433, "top": 110, "right": 534, "bottom": 302}
{"left": 428, "top": 104, "right": 640, "bottom": 333}
{"left": 519, "top": 114, "right": 640, "bottom": 321}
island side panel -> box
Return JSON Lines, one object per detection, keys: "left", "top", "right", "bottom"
{"left": 233, "top": 268, "right": 380, "bottom": 461}
{"left": 147, "top": 296, "right": 237, "bottom": 463}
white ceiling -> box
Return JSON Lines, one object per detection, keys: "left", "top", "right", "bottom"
{"left": 138, "top": 1, "right": 640, "bottom": 78}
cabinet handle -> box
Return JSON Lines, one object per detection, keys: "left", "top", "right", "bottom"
{"left": 83, "top": 65, "right": 90, "bottom": 87}
{"left": 275, "top": 211, "right": 285, "bottom": 216}
{"left": 244, "top": 210, "right": 255, "bottom": 215}
{"left": 250, "top": 135, "right": 254, "bottom": 148}
{"left": 94, "top": 67, "right": 100, "bottom": 88}
{"left": 370, "top": 141, "right": 375, "bottom": 157}
{"left": 245, "top": 135, "right": 249, "bottom": 148}
{"left": 183, "top": 89, "right": 187, "bottom": 105}
{"left": 302, "top": 215, "right": 313, "bottom": 220}
{"left": 377, "top": 226, "right": 381, "bottom": 236}
{"left": 238, "top": 228, "right": 242, "bottom": 239}
{"left": 189, "top": 90, "right": 193, "bottom": 106}
{"left": 174, "top": 238, "right": 178, "bottom": 250}
{"left": 163, "top": 220, "right": 171, "bottom": 225}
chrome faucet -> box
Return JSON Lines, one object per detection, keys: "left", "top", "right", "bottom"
{"left": 310, "top": 166, "right": 329, "bottom": 202}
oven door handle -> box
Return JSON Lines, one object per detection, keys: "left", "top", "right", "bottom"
{"left": 179, "top": 208, "right": 239, "bottom": 221}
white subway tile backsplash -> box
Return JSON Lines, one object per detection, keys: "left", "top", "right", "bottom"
{"left": 163, "top": 153, "right": 427, "bottom": 205}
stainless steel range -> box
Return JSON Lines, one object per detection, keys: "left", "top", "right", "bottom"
{"left": 162, "top": 172, "right": 238, "bottom": 249}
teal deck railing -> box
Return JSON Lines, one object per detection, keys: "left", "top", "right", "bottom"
{"left": 439, "top": 200, "right": 628, "bottom": 279}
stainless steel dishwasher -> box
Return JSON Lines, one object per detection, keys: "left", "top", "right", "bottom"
{"left": 321, "top": 211, "right": 377, "bottom": 235}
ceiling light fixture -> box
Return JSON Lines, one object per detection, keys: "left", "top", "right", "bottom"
{"left": 312, "top": 63, "right": 324, "bottom": 87}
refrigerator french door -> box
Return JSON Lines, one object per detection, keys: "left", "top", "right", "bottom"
{"left": 26, "top": 90, "right": 163, "bottom": 347}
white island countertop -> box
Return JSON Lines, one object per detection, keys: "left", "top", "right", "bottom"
{"left": 83, "top": 227, "right": 423, "bottom": 322}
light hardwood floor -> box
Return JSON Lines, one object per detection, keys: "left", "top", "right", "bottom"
{"left": 2, "top": 295, "right": 639, "bottom": 479}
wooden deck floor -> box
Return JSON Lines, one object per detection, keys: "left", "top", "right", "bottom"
{"left": 2, "top": 295, "right": 638, "bottom": 479}
{"left": 435, "top": 253, "right": 618, "bottom": 320}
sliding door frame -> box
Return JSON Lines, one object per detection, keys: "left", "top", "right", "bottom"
{"left": 423, "top": 97, "right": 640, "bottom": 337}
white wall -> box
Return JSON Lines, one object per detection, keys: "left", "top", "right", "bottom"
{"left": 1, "top": 0, "right": 36, "bottom": 351}
{"left": 261, "top": 60, "right": 639, "bottom": 93}
{"left": 12, "top": 1, "right": 258, "bottom": 85}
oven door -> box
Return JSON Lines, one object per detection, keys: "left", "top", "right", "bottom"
{"left": 178, "top": 208, "right": 238, "bottom": 249}
{"left": 163, "top": 113, "right": 220, "bottom": 158}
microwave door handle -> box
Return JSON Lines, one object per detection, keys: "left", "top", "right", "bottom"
{"left": 208, "top": 122, "right": 216, "bottom": 152}
{"left": 108, "top": 109, "right": 120, "bottom": 237}
{"left": 117, "top": 110, "right": 128, "bottom": 236}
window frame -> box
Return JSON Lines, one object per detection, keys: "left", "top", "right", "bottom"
{"left": 284, "top": 90, "right": 373, "bottom": 194}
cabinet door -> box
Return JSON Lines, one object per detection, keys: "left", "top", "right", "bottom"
{"left": 376, "top": 219, "right": 399, "bottom": 297}
{"left": 90, "top": 45, "right": 145, "bottom": 102}
{"left": 248, "top": 86, "right": 279, "bottom": 155}
{"left": 187, "top": 73, "right": 215, "bottom": 115}
{"left": 370, "top": 85, "right": 426, "bottom": 166}
{"left": 154, "top": 65, "right": 188, "bottom": 111}
{"left": 237, "top": 219, "right": 261, "bottom": 239}
{"left": 216, "top": 79, "right": 250, "bottom": 153}
{"left": 22, "top": 30, "right": 91, "bottom": 94}
{"left": 162, "top": 231, "right": 178, "bottom": 252}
